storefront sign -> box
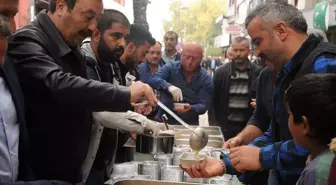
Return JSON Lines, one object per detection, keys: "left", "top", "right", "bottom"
{"left": 313, "top": 1, "right": 336, "bottom": 31}
{"left": 328, "top": 4, "right": 336, "bottom": 28}
{"left": 313, "top": 1, "right": 328, "bottom": 31}
{"left": 214, "top": 34, "right": 230, "bottom": 48}
{"left": 225, "top": 25, "right": 242, "bottom": 34}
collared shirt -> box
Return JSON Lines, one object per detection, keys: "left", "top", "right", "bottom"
{"left": 148, "top": 61, "right": 213, "bottom": 124}
{"left": 138, "top": 59, "right": 166, "bottom": 105}
{"left": 0, "top": 67, "right": 19, "bottom": 183}
{"left": 161, "top": 50, "right": 179, "bottom": 63}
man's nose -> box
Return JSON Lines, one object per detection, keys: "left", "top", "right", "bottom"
{"left": 254, "top": 47, "right": 261, "bottom": 57}
{"left": 119, "top": 38, "right": 126, "bottom": 48}
{"left": 9, "top": 18, "right": 16, "bottom": 32}
{"left": 88, "top": 19, "right": 98, "bottom": 33}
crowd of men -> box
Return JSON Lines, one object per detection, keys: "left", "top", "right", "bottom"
{"left": 1, "top": 0, "right": 336, "bottom": 185}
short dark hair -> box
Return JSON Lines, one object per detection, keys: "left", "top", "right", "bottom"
{"left": 126, "top": 24, "right": 156, "bottom": 46}
{"left": 49, "top": 0, "right": 77, "bottom": 13}
{"left": 285, "top": 74, "right": 336, "bottom": 145}
{"left": 0, "top": 15, "right": 11, "bottom": 37}
{"left": 165, "top": 31, "right": 178, "bottom": 41}
{"left": 97, "top": 9, "right": 130, "bottom": 34}
{"left": 233, "top": 36, "right": 249, "bottom": 44}
{"left": 232, "top": 37, "right": 250, "bottom": 48}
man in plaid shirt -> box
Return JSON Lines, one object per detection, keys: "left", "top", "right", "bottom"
{"left": 181, "top": 2, "right": 336, "bottom": 185}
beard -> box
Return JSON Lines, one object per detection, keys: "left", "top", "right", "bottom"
{"left": 124, "top": 52, "right": 137, "bottom": 69}
{"left": 97, "top": 37, "right": 124, "bottom": 63}
{"left": 233, "top": 57, "right": 248, "bottom": 65}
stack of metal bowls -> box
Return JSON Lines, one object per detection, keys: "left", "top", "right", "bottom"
{"left": 138, "top": 161, "right": 161, "bottom": 180}
{"left": 160, "top": 165, "right": 183, "bottom": 182}
{"left": 154, "top": 154, "right": 173, "bottom": 167}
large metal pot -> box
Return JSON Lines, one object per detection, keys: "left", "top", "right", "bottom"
{"left": 136, "top": 134, "right": 174, "bottom": 154}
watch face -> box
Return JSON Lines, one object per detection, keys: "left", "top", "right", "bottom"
{"left": 211, "top": 148, "right": 229, "bottom": 160}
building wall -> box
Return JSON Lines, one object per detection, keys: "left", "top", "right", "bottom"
{"left": 14, "top": 0, "right": 135, "bottom": 29}
{"left": 15, "top": 0, "right": 32, "bottom": 29}
{"left": 302, "top": 9, "right": 314, "bottom": 29}
{"left": 103, "top": 0, "right": 134, "bottom": 23}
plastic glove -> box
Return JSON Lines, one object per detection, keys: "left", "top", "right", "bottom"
{"left": 168, "top": 85, "right": 183, "bottom": 102}
{"left": 145, "top": 120, "right": 169, "bottom": 136}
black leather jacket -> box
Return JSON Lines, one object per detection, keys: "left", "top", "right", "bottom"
{"left": 6, "top": 10, "right": 131, "bottom": 184}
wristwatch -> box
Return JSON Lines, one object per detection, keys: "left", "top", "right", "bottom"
{"left": 220, "top": 159, "right": 227, "bottom": 175}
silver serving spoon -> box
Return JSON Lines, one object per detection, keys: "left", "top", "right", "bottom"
{"left": 189, "top": 127, "right": 209, "bottom": 152}
{"left": 157, "top": 101, "right": 209, "bottom": 151}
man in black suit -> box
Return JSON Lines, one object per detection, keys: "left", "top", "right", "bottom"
{"left": 0, "top": 1, "right": 69, "bottom": 185}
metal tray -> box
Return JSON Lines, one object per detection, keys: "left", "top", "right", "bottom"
{"left": 177, "top": 129, "right": 222, "bottom": 136}
{"left": 111, "top": 179, "right": 205, "bottom": 185}
{"left": 176, "top": 135, "right": 224, "bottom": 143}
{"left": 173, "top": 125, "right": 222, "bottom": 132}
{"left": 175, "top": 139, "right": 223, "bottom": 148}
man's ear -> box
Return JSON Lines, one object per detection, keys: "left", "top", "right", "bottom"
{"left": 92, "top": 29, "right": 100, "bottom": 43}
{"left": 55, "top": 0, "right": 67, "bottom": 16}
{"left": 128, "top": 42, "right": 136, "bottom": 53}
{"left": 301, "top": 116, "right": 311, "bottom": 136}
{"left": 274, "top": 21, "right": 289, "bottom": 42}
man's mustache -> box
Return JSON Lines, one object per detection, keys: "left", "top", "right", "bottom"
{"left": 79, "top": 29, "right": 93, "bottom": 38}
{"left": 113, "top": 47, "right": 124, "bottom": 57}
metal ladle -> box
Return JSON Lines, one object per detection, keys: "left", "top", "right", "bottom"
{"left": 157, "top": 101, "right": 209, "bottom": 152}
{"left": 189, "top": 127, "right": 209, "bottom": 152}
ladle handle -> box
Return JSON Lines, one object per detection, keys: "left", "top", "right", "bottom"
{"left": 157, "top": 101, "right": 195, "bottom": 133}
{"left": 161, "top": 114, "right": 170, "bottom": 130}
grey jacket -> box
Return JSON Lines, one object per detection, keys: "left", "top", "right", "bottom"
{"left": 80, "top": 40, "right": 148, "bottom": 183}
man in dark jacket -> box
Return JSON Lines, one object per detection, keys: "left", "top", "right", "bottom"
{"left": 228, "top": 2, "right": 336, "bottom": 185}
{"left": 6, "top": 0, "right": 157, "bottom": 184}
{"left": 113, "top": 24, "right": 156, "bottom": 164}
{"left": 0, "top": 1, "right": 71, "bottom": 185}
{"left": 209, "top": 36, "right": 262, "bottom": 140}
{"left": 81, "top": 10, "right": 162, "bottom": 185}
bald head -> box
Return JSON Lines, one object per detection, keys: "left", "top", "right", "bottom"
{"left": 181, "top": 41, "right": 203, "bottom": 73}
{"left": 183, "top": 42, "right": 203, "bottom": 56}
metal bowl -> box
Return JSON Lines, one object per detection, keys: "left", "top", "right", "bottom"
{"left": 154, "top": 154, "right": 173, "bottom": 167}
{"left": 161, "top": 165, "right": 183, "bottom": 182}
{"left": 179, "top": 152, "right": 207, "bottom": 169}
{"left": 136, "top": 134, "right": 174, "bottom": 154}
{"left": 112, "top": 162, "right": 139, "bottom": 176}
{"left": 208, "top": 178, "right": 233, "bottom": 185}
{"left": 173, "top": 147, "right": 192, "bottom": 165}
{"left": 138, "top": 161, "right": 162, "bottom": 180}
{"left": 183, "top": 172, "right": 207, "bottom": 183}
